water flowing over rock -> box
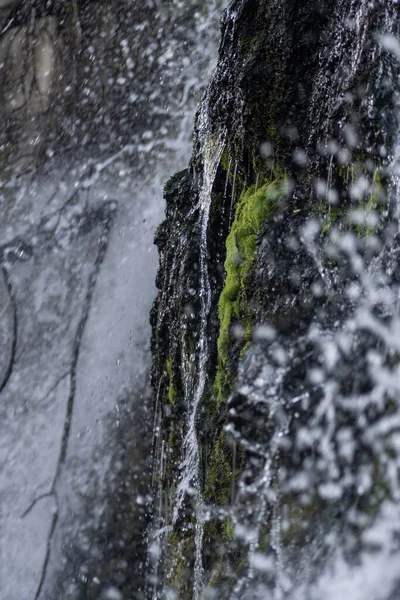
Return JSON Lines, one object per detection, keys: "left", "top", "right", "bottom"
{"left": 151, "top": 1, "right": 400, "bottom": 598}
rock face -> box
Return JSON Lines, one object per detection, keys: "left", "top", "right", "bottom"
{"left": 151, "top": 1, "right": 400, "bottom": 598}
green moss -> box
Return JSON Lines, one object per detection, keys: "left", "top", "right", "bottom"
{"left": 214, "top": 173, "right": 286, "bottom": 406}
{"left": 208, "top": 558, "right": 225, "bottom": 587}
{"left": 203, "top": 433, "right": 244, "bottom": 585}
{"left": 320, "top": 205, "right": 342, "bottom": 236}
{"left": 222, "top": 516, "right": 236, "bottom": 544}
{"left": 357, "top": 169, "right": 385, "bottom": 236}
{"left": 165, "top": 530, "right": 195, "bottom": 598}
{"left": 204, "top": 431, "right": 235, "bottom": 506}
{"left": 166, "top": 355, "right": 176, "bottom": 406}
{"left": 220, "top": 147, "right": 231, "bottom": 173}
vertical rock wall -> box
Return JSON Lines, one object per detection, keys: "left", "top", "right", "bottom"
{"left": 151, "top": 0, "right": 400, "bottom": 598}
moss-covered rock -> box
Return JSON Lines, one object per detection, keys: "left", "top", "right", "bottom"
{"left": 215, "top": 175, "right": 287, "bottom": 406}
{"left": 150, "top": 0, "right": 400, "bottom": 596}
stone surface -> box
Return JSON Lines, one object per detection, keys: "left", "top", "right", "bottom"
{"left": 151, "top": 1, "right": 400, "bottom": 598}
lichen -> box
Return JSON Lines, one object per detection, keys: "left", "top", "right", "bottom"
{"left": 214, "top": 173, "right": 286, "bottom": 406}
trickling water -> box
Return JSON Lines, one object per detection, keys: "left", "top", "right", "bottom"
{"left": 172, "top": 139, "right": 225, "bottom": 517}
{"left": 308, "top": 0, "right": 398, "bottom": 151}
{"left": 172, "top": 103, "right": 226, "bottom": 597}
{"left": 147, "top": 83, "right": 227, "bottom": 599}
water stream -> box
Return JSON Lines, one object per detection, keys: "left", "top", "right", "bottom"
{"left": 174, "top": 128, "right": 225, "bottom": 600}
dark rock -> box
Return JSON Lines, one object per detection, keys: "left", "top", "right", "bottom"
{"left": 151, "top": 0, "right": 400, "bottom": 597}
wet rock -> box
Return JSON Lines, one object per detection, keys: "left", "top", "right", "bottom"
{"left": 151, "top": 0, "right": 400, "bottom": 597}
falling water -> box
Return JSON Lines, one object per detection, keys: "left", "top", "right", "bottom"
{"left": 172, "top": 100, "right": 226, "bottom": 598}
{"left": 148, "top": 113, "right": 225, "bottom": 599}
{"left": 0, "top": 1, "right": 229, "bottom": 598}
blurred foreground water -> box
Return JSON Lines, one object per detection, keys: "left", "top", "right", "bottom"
{"left": 0, "top": 2, "right": 223, "bottom": 598}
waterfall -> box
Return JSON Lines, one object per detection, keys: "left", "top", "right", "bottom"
{"left": 148, "top": 131, "right": 226, "bottom": 600}
{"left": 5, "top": 0, "right": 398, "bottom": 597}
{"left": 0, "top": 1, "right": 226, "bottom": 598}
{"left": 174, "top": 124, "right": 225, "bottom": 599}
